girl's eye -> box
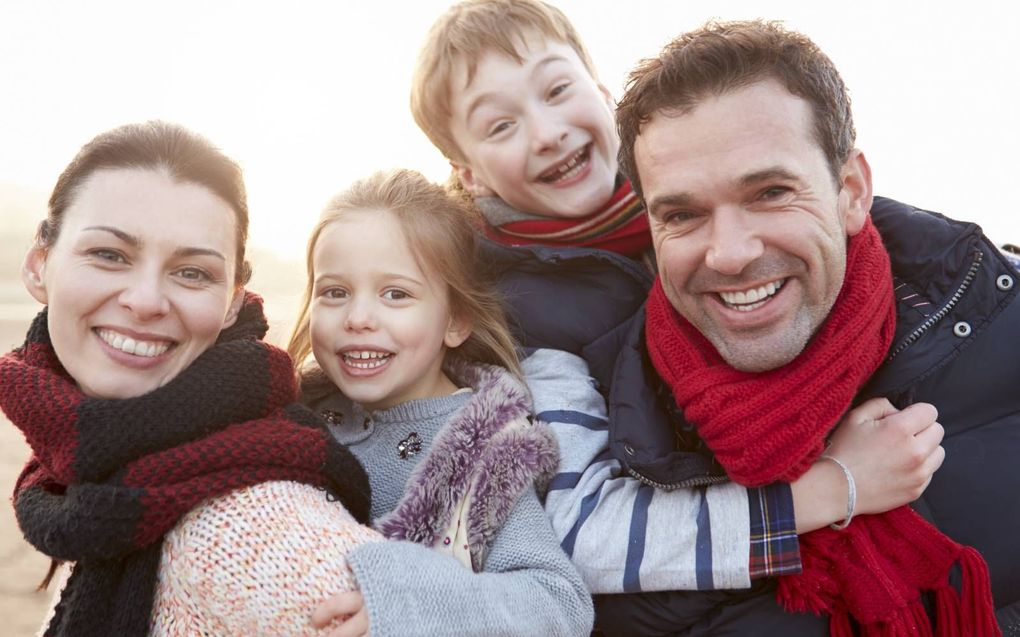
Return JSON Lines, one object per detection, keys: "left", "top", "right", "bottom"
{"left": 382, "top": 289, "right": 409, "bottom": 301}
{"left": 323, "top": 287, "right": 349, "bottom": 300}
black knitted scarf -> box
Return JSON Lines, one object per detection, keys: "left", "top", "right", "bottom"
{"left": 0, "top": 294, "right": 371, "bottom": 637}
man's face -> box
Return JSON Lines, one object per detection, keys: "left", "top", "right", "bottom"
{"left": 448, "top": 33, "right": 619, "bottom": 219}
{"left": 635, "top": 80, "right": 868, "bottom": 372}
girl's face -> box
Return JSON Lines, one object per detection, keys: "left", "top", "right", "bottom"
{"left": 309, "top": 209, "right": 471, "bottom": 411}
{"left": 22, "top": 168, "right": 243, "bottom": 399}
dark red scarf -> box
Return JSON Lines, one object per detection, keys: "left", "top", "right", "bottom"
{"left": 645, "top": 219, "right": 998, "bottom": 636}
{"left": 481, "top": 178, "right": 651, "bottom": 257}
{"left": 0, "top": 294, "right": 370, "bottom": 637}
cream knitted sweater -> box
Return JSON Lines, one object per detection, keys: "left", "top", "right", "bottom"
{"left": 43, "top": 481, "right": 382, "bottom": 636}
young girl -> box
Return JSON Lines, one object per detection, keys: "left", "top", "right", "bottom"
{"left": 287, "top": 169, "right": 594, "bottom": 637}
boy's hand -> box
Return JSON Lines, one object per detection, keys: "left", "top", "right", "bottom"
{"left": 311, "top": 590, "right": 370, "bottom": 637}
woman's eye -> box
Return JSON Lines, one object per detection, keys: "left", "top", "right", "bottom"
{"left": 382, "top": 289, "right": 409, "bottom": 301}
{"left": 176, "top": 267, "right": 212, "bottom": 282}
{"left": 88, "top": 248, "right": 126, "bottom": 263}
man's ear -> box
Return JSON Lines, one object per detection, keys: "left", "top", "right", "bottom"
{"left": 444, "top": 312, "right": 473, "bottom": 350}
{"left": 839, "top": 149, "right": 873, "bottom": 237}
{"left": 451, "top": 161, "right": 496, "bottom": 198}
{"left": 222, "top": 287, "right": 245, "bottom": 329}
{"left": 21, "top": 244, "right": 49, "bottom": 304}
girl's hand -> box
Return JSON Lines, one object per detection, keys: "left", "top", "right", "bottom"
{"left": 791, "top": 397, "right": 945, "bottom": 533}
{"left": 311, "top": 590, "right": 370, "bottom": 637}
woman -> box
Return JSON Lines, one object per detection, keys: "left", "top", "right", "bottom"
{"left": 0, "top": 121, "right": 379, "bottom": 636}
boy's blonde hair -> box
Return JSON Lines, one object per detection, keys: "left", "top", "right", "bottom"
{"left": 411, "top": 0, "right": 597, "bottom": 163}
{"left": 287, "top": 168, "right": 522, "bottom": 379}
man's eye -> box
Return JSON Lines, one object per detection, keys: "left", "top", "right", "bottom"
{"left": 760, "top": 186, "right": 791, "bottom": 200}
{"left": 664, "top": 211, "right": 696, "bottom": 225}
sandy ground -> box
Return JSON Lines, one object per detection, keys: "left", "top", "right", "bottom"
{"left": 0, "top": 317, "right": 51, "bottom": 637}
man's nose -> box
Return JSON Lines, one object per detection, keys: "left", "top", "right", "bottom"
{"left": 704, "top": 207, "right": 765, "bottom": 275}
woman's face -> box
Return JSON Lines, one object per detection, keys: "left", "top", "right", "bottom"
{"left": 22, "top": 168, "right": 243, "bottom": 399}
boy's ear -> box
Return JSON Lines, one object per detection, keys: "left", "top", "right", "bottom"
{"left": 222, "top": 287, "right": 245, "bottom": 329}
{"left": 451, "top": 162, "right": 496, "bottom": 198}
{"left": 444, "top": 312, "right": 473, "bottom": 350}
{"left": 22, "top": 244, "right": 49, "bottom": 304}
{"left": 598, "top": 82, "right": 615, "bottom": 110}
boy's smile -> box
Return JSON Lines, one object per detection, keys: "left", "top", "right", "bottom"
{"left": 448, "top": 34, "right": 619, "bottom": 219}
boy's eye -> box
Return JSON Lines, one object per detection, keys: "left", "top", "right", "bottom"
{"left": 548, "top": 82, "right": 570, "bottom": 99}
{"left": 487, "top": 120, "right": 513, "bottom": 138}
{"left": 382, "top": 289, "right": 410, "bottom": 301}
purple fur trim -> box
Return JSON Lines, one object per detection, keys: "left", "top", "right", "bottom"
{"left": 375, "top": 361, "right": 556, "bottom": 570}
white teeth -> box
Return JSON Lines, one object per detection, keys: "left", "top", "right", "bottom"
{"left": 719, "top": 279, "right": 784, "bottom": 310}
{"left": 343, "top": 350, "right": 391, "bottom": 369}
{"left": 541, "top": 146, "right": 588, "bottom": 183}
{"left": 96, "top": 329, "right": 171, "bottom": 357}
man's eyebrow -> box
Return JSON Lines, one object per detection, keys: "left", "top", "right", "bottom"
{"left": 464, "top": 54, "right": 572, "bottom": 123}
{"left": 738, "top": 167, "right": 801, "bottom": 186}
{"left": 83, "top": 226, "right": 225, "bottom": 261}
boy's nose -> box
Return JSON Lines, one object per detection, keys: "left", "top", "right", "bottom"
{"left": 531, "top": 120, "right": 569, "bottom": 154}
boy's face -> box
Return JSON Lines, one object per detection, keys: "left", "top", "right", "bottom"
{"left": 448, "top": 34, "right": 619, "bottom": 219}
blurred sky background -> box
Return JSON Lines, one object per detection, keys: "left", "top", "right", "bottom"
{"left": 2, "top": 0, "right": 1019, "bottom": 336}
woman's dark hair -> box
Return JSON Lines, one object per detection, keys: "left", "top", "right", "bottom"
{"left": 41, "top": 120, "right": 252, "bottom": 285}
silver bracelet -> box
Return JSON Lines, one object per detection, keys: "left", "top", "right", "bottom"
{"left": 819, "top": 454, "right": 856, "bottom": 530}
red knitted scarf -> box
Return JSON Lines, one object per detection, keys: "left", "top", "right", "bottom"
{"left": 0, "top": 294, "right": 370, "bottom": 637}
{"left": 482, "top": 178, "right": 651, "bottom": 257}
{"left": 644, "top": 219, "right": 999, "bottom": 636}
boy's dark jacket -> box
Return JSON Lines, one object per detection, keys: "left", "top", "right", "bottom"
{"left": 481, "top": 196, "right": 1020, "bottom": 610}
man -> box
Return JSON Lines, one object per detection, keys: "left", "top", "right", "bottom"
{"left": 592, "top": 19, "right": 1018, "bottom": 635}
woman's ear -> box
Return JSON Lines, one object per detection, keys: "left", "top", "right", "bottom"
{"left": 22, "top": 244, "right": 49, "bottom": 304}
{"left": 222, "top": 288, "right": 245, "bottom": 329}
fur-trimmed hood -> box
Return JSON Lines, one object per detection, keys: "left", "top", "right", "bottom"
{"left": 375, "top": 360, "right": 558, "bottom": 570}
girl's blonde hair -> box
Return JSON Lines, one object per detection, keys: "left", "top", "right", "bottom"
{"left": 287, "top": 168, "right": 521, "bottom": 379}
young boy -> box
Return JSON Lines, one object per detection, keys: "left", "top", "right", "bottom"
{"left": 411, "top": 0, "right": 651, "bottom": 260}
{"left": 409, "top": 2, "right": 820, "bottom": 634}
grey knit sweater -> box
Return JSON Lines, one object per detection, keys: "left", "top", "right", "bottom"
{"left": 313, "top": 379, "right": 594, "bottom": 636}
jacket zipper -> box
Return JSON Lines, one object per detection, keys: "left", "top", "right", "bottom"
{"left": 886, "top": 249, "right": 983, "bottom": 362}
{"left": 627, "top": 467, "right": 730, "bottom": 491}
